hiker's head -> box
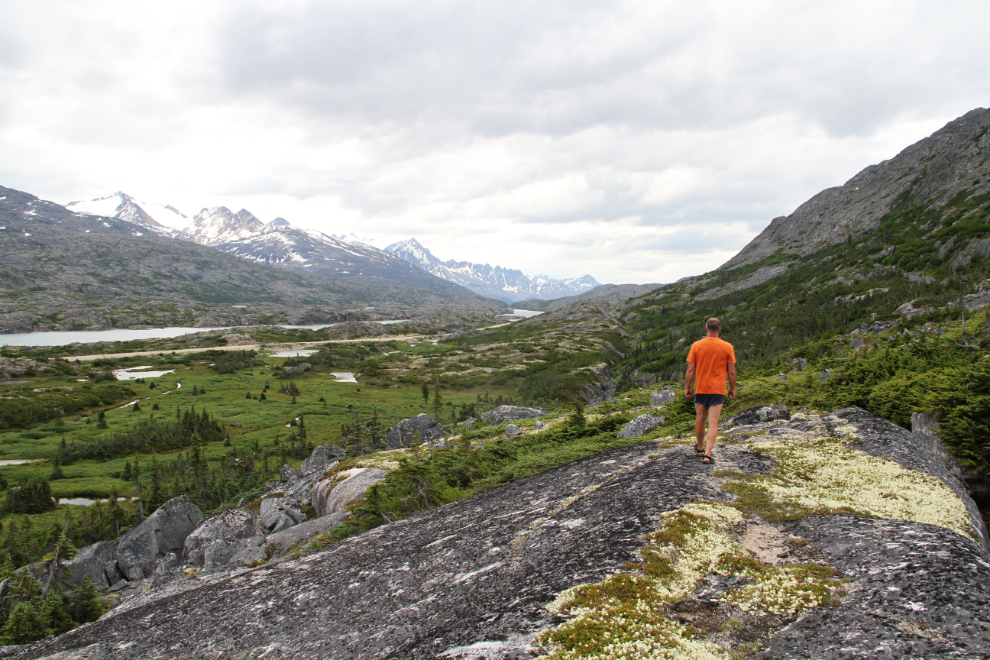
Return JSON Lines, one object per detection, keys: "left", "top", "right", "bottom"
{"left": 706, "top": 318, "right": 721, "bottom": 335}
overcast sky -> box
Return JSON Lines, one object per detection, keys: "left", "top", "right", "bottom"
{"left": 1, "top": 1, "right": 987, "bottom": 283}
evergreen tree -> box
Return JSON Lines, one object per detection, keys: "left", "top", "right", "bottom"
{"left": 2, "top": 600, "right": 49, "bottom": 644}
{"left": 73, "top": 577, "right": 106, "bottom": 624}
{"left": 192, "top": 385, "right": 198, "bottom": 396}
{"left": 152, "top": 403, "right": 160, "bottom": 411}
{"left": 132, "top": 401, "right": 141, "bottom": 412}
{"left": 121, "top": 461, "right": 132, "bottom": 482}
{"left": 41, "top": 528, "right": 77, "bottom": 599}
{"left": 50, "top": 454, "right": 65, "bottom": 481}
{"left": 432, "top": 383, "right": 444, "bottom": 422}
{"left": 96, "top": 410, "right": 107, "bottom": 429}
{"left": 259, "top": 392, "right": 266, "bottom": 401}
{"left": 422, "top": 382, "right": 430, "bottom": 404}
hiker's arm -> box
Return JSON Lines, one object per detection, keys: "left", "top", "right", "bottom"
{"left": 684, "top": 363, "right": 696, "bottom": 397}
{"left": 728, "top": 363, "right": 737, "bottom": 399}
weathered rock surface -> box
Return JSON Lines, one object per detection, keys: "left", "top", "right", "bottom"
{"left": 384, "top": 414, "right": 446, "bottom": 448}
{"left": 504, "top": 424, "right": 522, "bottom": 438}
{"left": 265, "top": 512, "right": 350, "bottom": 552}
{"left": 480, "top": 405, "right": 545, "bottom": 426}
{"left": 65, "top": 541, "right": 119, "bottom": 590}
{"left": 183, "top": 509, "right": 264, "bottom": 570}
{"left": 115, "top": 496, "right": 203, "bottom": 581}
{"left": 726, "top": 403, "right": 790, "bottom": 426}
{"left": 649, "top": 389, "right": 676, "bottom": 406}
{"left": 311, "top": 467, "right": 388, "bottom": 518}
{"left": 616, "top": 414, "right": 664, "bottom": 439}
{"left": 259, "top": 496, "right": 306, "bottom": 534}
{"left": 300, "top": 445, "right": 345, "bottom": 474}
{"left": 15, "top": 408, "right": 990, "bottom": 659}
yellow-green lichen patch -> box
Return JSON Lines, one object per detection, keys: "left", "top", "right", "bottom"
{"left": 725, "top": 420, "right": 977, "bottom": 542}
{"left": 537, "top": 502, "right": 846, "bottom": 660}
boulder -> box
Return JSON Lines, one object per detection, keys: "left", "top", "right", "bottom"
{"left": 117, "top": 495, "right": 203, "bottom": 581}
{"left": 282, "top": 363, "right": 311, "bottom": 375}
{"left": 183, "top": 508, "right": 264, "bottom": 570}
{"left": 819, "top": 368, "right": 833, "bottom": 382}
{"left": 791, "top": 358, "right": 808, "bottom": 371}
{"left": 384, "top": 414, "right": 446, "bottom": 448}
{"left": 726, "top": 404, "right": 790, "bottom": 426}
{"left": 535, "top": 421, "right": 547, "bottom": 430}
{"left": 777, "top": 373, "right": 789, "bottom": 381}
{"left": 480, "top": 406, "right": 545, "bottom": 426}
{"left": 617, "top": 414, "right": 664, "bottom": 439}
{"left": 66, "top": 540, "right": 119, "bottom": 590}
{"left": 312, "top": 468, "right": 388, "bottom": 518}
{"left": 301, "top": 445, "right": 346, "bottom": 474}
{"left": 229, "top": 545, "right": 266, "bottom": 568}
{"left": 260, "top": 497, "right": 307, "bottom": 533}
{"left": 650, "top": 390, "right": 676, "bottom": 406}
{"left": 266, "top": 511, "right": 350, "bottom": 553}
{"left": 505, "top": 424, "right": 522, "bottom": 438}
{"left": 282, "top": 477, "right": 316, "bottom": 508}
{"left": 280, "top": 465, "right": 302, "bottom": 483}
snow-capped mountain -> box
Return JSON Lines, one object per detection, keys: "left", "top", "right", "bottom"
{"left": 330, "top": 232, "right": 377, "bottom": 246}
{"left": 179, "top": 207, "right": 266, "bottom": 245}
{"left": 65, "top": 193, "right": 472, "bottom": 294}
{"left": 66, "top": 192, "right": 190, "bottom": 232}
{"left": 385, "top": 238, "right": 600, "bottom": 303}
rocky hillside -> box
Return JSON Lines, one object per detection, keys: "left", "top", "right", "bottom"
{"left": 12, "top": 406, "right": 989, "bottom": 659}
{"left": 385, "top": 237, "right": 600, "bottom": 303}
{"left": 727, "top": 107, "right": 990, "bottom": 268}
{"left": 0, "top": 186, "right": 508, "bottom": 333}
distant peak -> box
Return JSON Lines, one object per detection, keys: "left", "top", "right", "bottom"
{"left": 269, "top": 217, "right": 291, "bottom": 229}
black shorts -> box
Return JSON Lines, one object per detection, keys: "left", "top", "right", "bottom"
{"left": 694, "top": 393, "right": 726, "bottom": 408}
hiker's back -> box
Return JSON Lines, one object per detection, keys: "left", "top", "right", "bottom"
{"left": 687, "top": 337, "right": 735, "bottom": 394}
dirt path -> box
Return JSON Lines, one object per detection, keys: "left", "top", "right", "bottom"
{"left": 67, "top": 334, "right": 445, "bottom": 362}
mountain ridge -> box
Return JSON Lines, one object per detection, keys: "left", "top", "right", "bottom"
{"left": 385, "top": 237, "right": 600, "bottom": 303}
{"left": 65, "top": 196, "right": 473, "bottom": 295}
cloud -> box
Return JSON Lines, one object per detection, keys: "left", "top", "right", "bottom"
{"left": 0, "top": 0, "right": 987, "bottom": 283}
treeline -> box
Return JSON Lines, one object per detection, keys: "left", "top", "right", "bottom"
{"left": 0, "top": 383, "right": 135, "bottom": 429}
{"left": 55, "top": 406, "right": 226, "bottom": 464}
{"left": 208, "top": 350, "right": 263, "bottom": 374}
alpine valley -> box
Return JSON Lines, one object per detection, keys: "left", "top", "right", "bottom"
{"left": 1, "top": 108, "right": 990, "bottom": 658}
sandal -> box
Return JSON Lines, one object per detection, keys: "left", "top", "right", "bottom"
{"left": 702, "top": 453, "right": 715, "bottom": 464}
{"left": 695, "top": 445, "right": 705, "bottom": 455}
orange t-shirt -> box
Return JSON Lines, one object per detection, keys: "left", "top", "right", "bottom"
{"left": 686, "top": 337, "right": 736, "bottom": 395}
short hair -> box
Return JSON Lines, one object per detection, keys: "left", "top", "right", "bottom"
{"left": 706, "top": 318, "right": 721, "bottom": 331}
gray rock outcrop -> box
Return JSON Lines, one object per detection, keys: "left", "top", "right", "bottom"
{"left": 301, "top": 445, "right": 345, "bottom": 474}
{"left": 16, "top": 408, "right": 990, "bottom": 659}
{"left": 116, "top": 496, "right": 203, "bottom": 581}
{"left": 311, "top": 467, "right": 388, "bottom": 518}
{"left": 265, "top": 512, "right": 350, "bottom": 552}
{"left": 504, "top": 424, "right": 522, "bottom": 438}
{"left": 616, "top": 414, "right": 664, "bottom": 439}
{"left": 480, "top": 405, "right": 545, "bottom": 425}
{"left": 650, "top": 390, "right": 676, "bottom": 406}
{"left": 183, "top": 509, "right": 265, "bottom": 570}
{"left": 259, "top": 497, "right": 306, "bottom": 534}
{"left": 726, "top": 404, "right": 790, "bottom": 426}
{"left": 384, "top": 414, "right": 446, "bottom": 448}
{"left": 65, "top": 540, "right": 120, "bottom": 590}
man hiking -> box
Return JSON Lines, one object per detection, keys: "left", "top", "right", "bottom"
{"left": 684, "top": 318, "right": 736, "bottom": 464}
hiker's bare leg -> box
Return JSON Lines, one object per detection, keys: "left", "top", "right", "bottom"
{"left": 694, "top": 403, "right": 708, "bottom": 450}
{"left": 704, "top": 404, "right": 723, "bottom": 456}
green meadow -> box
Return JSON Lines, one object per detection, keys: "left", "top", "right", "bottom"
{"left": 0, "top": 340, "right": 520, "bottom": 503}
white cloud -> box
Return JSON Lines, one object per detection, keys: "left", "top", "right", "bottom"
{"left": 0, "top": 0, "right": 987, "bottom": 282}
